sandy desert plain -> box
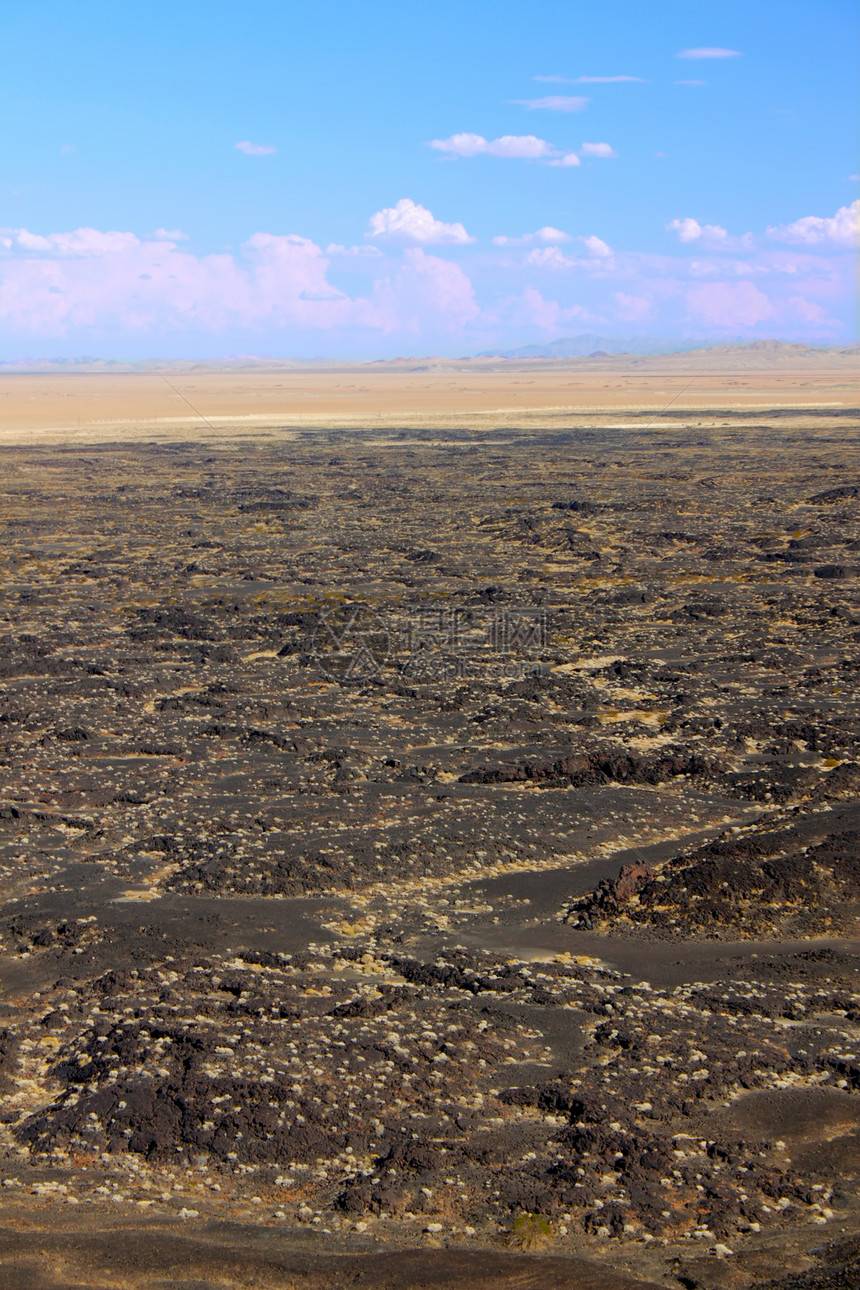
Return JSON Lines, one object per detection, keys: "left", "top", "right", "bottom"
{"left": 0, "top": 346, "right": 858, "bottom": 1289}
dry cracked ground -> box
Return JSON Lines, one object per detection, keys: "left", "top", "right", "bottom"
{"left": 0, "top": 408, "right": 858, "bottom": 1289}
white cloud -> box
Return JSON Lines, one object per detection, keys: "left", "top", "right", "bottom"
{"left": 0, "top": 225, "right": 487, "bottom": 341}
{"left": 429, "top": 133, "right": 554, "bottom": 160}
{"left": 2, "top": 204, "right": 851, "bottom": 354}
{"left": 0, "top": 228, "right": 368, "bottom": 335}
{"left": 669, "top": 217, "right": 722, "bottom": 244}
{"left": 525, "top": 246, "right": 576, "bottom": 270}
{"left": 667, "top": 217, "right": 754, "bottom": 251}
{"left": 766, "top": 201, "right": 859, "bottom": 248}
{"left": 429, "top": 133, "right": 613, "bottom": 167}
{"left": 676, "top": 47, "right": 740, "bottom": 59}
{"left": 517, "top": 285, "right": 588, "bottom": 330}
{"left": 519, "top": 233, "right": 612, "bottom": 270}
{"left": 152, "top": 228, "right": 188, "bottom": 241}
{"left": 5, "top": 228, "right": 141, "bottom": 256}
{"left": 492, "top": 226, "right": 570, "bottom": 247}
{"left": 686, "top": 281, "right": 773, "bottom": 327}
{"left": 387, "top": 248, "right": 480, "bottom": 329}
{"left": 787, "top": 295, "right": 828, "bottom": 325}
{"left": 514, "top": 95, "right": 588, "bottom": 111}
{"left": 576, "top": 75, "right": 645, "bottom": 83}
{"left": 325, "top": 243, "right": 383, "bottom": 258}
{"left": 534, "top": 74, "right": 644, "bottom": 83}
{"left": 235, "top": 141, "right": 277, "bottom": 156}
{"left": 367, "top": 198, "right": 473, "bottom": 245}
{"left": 581, "top": 235, "right": 613, "bottom": 258}
{"left": 615, "top": 292, "right": 651, "bottom": 320}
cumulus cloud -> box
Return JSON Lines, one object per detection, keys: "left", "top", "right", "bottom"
{"left": 686, "top": 281, "right": 774, "bottom": 327}
{"left": 492, "top": 226, "right": 570, "bottom": 247}
{"left": 676, "top": 47, "right": 740, "bottom": 59}
{"left": 580, "top": 142, "right": 617, "bottom": 158}
{"left": 234, "top": 141, "right": 277, "bottom": 156}
{"left": 0, "top": 224, "right": 490, "bottom": 343}
{"left": 523, "top": 234, "right": 613, "bottom": 270}
{"left": 615, "top": 292, "right": 651, "bottom": 320}
{"left": 669, "top": 217, "right": 716, "bottom": 243}
{"left": 787, "top": 296, "right": 828, "bottom": 325}
{"left": 581, "top": 235, "right": 613, "bottom": 258}
{"left": 152, "top": 228, "right": 188, "bottom": 241}
{"left": 517, "top": 285, "right": 587, "bottom": 330}
{"left": 513, "top": 96, "right": 588, "bottom": 111}
{"left": 2, "top": 205, "right": 851, "bottom": 353}
{"left": 429, "top": 133, "right": 611, "bottom": 167}
{"left": 2, "top": 227, "right": 141, "bottom": 257}
{"left": 429, "top": 132, "right": 554, "bottom": 160}
{"left": 0, "top": 228, "right": 345, "bottom": 334}
{"left": 525, "top": 246, "right": 576, "bottom": 270}
{"left": 766, "top": 201, "right": 859, "bottom": 248}
{"left": 384, "top": 248, "right": 480, "bottom": 330}
{"left": 367, "top": 198, "right": 473, "bottom": 245}
{"left": 667, "top": 217, "right": 754, "bottom": 251}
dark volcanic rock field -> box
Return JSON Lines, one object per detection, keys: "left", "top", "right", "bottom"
{"left": 0, "top": 414, "right": 857, "bottom": 1289}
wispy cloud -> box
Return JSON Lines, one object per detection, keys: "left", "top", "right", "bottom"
{"left": 676, "top": 47, "right": 740, "bottom": 59}
{"left": 513, "top": 95, "right": 588, "bottom": 111}
{"left": 576, "top": 75, "right": 645, "bottom": 83}
{"left": 667, "top": 217, "right": 754, "bottom": 251}
{"left": 767, "top": 201, "right": 859, "bottom": 248}
{"left": 534, "top": 74, "right": 644, "bottom": 83}
{"left": 325, "top": 243, "right": 383, "bottom": 258}
{"left": 580, "top": 142, "right": 618, "bottom": 158}
{"left": 429, "top": 133, "right": 554, "bottom": 160}
{"left": 675, "top": 79, "right": 706, "bottom": 86}
{"left": 234, "top": 141, "right": 277, "bottom": 156}
{"left": 493, "top": 226, "right": 570, "bottom": 247}
{"left": 367, "top": 198, "right": 473, "bottom": 244}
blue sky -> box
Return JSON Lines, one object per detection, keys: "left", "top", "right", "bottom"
{"left": 2, "top": 0, "right": 858, "bottom": 358}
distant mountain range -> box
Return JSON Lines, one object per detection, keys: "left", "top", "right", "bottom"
{"left": 474, "top": 335, "right": 852, "bottom": 359}
{"left": 2, "top": 339, "right": 855, "bottom": 374}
